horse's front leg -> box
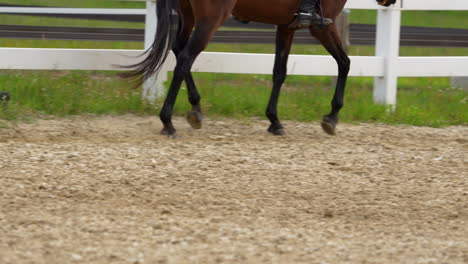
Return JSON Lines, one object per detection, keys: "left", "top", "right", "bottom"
{"left": 266, "top": 25, "right": 295, "bottom": 135}
{"left": 310, "top": 25, "right": 350, "bottom": 135}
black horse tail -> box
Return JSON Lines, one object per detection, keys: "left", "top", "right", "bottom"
{"left": 123, "top": 0, "right": 180, "bottom": 86}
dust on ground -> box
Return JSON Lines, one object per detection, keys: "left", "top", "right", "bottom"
{"left": 0, "top": 115, "right": 467, "bottom": 264}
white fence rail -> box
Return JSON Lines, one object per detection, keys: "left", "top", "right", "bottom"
{"left": 1, "top": 0, "right": 467, "bottom": 104}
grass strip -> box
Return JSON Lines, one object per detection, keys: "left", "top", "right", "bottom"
{"left": 0, "top": 70, "right": 466, "bottom": 128}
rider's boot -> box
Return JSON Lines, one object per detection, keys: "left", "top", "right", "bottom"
{"left": 290, "top": 0, "right": 333, "bottom": 29}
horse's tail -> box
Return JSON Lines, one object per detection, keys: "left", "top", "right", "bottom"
{"left": 123, "top": 0, "right": 180, "bottom": 86}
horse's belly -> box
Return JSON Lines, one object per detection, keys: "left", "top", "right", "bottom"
{"left": 232, "top": 0, "right": 299, "bottom": 25}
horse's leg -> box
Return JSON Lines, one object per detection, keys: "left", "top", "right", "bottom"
{"left": 310, "top": 25, "right": 350, "bottom": 135}
{"left": 266, "top": 25, "right": 295, "bottom": 135}
{"left": 171, "top": 12, "right": 203, "bottom": 129}
{"left": 160, "top": 20, "right": 223, "bottom": 136}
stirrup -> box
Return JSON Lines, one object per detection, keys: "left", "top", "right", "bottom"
{"left": 289, "top": 12, "right": 332, "bottom": 29}
{"left": 289, "top": 13, "right": 312, "bottom": 29}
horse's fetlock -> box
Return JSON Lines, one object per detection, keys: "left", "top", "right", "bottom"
{"left": 189, "top": 95, "right": 201, "bottom": 106}
{"left": 266, "top": 110, "right": 277, "bottom": 120}
{"left": 159, "top": 111, "right": 172, "bottom": 124}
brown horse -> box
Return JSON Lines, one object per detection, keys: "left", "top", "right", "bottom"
{"left": 127, "top": 0, "right": 397, "bottom": 136}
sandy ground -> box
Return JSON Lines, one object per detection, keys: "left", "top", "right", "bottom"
{"left": 0, "top": 115, "right": 467, "bottom": 264}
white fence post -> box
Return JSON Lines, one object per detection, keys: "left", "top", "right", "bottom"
{"left": 373, "top": 3, "right": 402, "bottom": 106}
{"left": 142, "top": 0, "right": 167, "bottom": 102}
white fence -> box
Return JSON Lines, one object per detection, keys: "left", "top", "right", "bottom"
{"left": 1, "top": 0, "right": 467, "bottom": 105}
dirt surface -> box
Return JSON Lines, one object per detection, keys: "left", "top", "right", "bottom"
{"left": 0, "top": 115, "right": 467, "bottom": 264}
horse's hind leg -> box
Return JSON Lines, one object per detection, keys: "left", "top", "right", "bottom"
{"left": 266, "top": 25, "right": 295, "bottom": 135}
{"left": 171, "top": 11, "right": 203, "bottom": 129}
{"left": 160, "top": 19, "right": 225, "bottom": 136}
{"left": 310, "top": 25, "right": 350, "bottom": 135}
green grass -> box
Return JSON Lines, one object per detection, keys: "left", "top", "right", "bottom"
{"left": 350, "top": 10, "right": 468, "bottom": 29}
{"left": 0, "top": 71, "right": 155, "bottom": 119}
{"left": 175, "top": 73, "right": 467, "bottom": 127}
{"left": 1, "top": 70, "right": 466, "bottom": 128}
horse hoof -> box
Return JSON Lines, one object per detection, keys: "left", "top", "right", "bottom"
{"left": 186, "top": 111, "right": 203, "bottom": 129}
{"left": 321, "top": 116, "right": 337, "bottom": 136}
{"left": 160, "top": 128, "right": 176, "bottom": 138}
{"left": 268, "top": 125, "right": 285, "bottom": 136}
{"left": 272, "top": 129, "right": 286, "bottom": 136}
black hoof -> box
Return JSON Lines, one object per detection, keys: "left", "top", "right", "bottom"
{"left": 186, "top": 111, "right": 203, "bottom": 129}
{"left": 0, "top": 91, "right": 10, "bottom": 109}
{"left": 0, "top": 91, "right": 10, "bottom": 102}
{"left": 321, "top": 116, "right": 337, "bottom": 136}
{"left": 161, "top": 127, "right": 176, "bottom": 138}
{"left": 268, "top": 125, "right": 285, "bottom": 136}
